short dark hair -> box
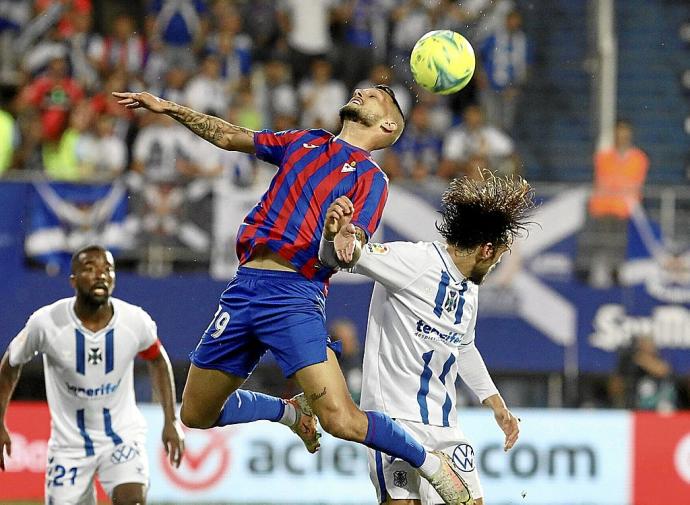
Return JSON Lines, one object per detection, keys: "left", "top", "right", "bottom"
{"left": 436, "top": 172, "right": 536, "bottom": 250}
{"left": 70, "top": 245, "right": 110, "bottom": 273}
{"left": 375, "top": 84, "right": 405, "bottom": 122}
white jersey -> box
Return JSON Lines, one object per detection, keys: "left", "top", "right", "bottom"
{"left": 355, "top": 241, "right": 498, "bottom": 427}
{"left": 8, "top": 297, "right": 158, "bottom": 456}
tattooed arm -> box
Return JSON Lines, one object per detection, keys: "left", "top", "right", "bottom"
{"left": 112, "top": 91, "right": 256, "bottom": 153}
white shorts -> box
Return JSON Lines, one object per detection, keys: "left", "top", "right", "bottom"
{"left": 45, "top": 438, "right": 149, "bottom": 505}
{"left": 367, "top": 419, "right": 483, "bottom": 504}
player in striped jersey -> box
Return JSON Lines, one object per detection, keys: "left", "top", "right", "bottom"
{"left": 0, "top": 245, "right": 184, "bottom": 505}
{"left": 113, "top": 86, "right": 475, "bottom": 503}
{"left": 320, "top": 173, "right": 535, "bottom": 504}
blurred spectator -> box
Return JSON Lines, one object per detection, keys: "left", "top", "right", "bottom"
{"left": 91, "top": 13, "right": 146, "bottom": 77}
{"left": 257, "top": 58, "right": 298, "bottom": 128}
{"left": 146, "top": 0, "right": 209, "bottom": 71}
{"left": 439, "top": 104, "right": 515, "bottom": 179}
{"left": 12, "top": 107, "right": 43, "bottom": 171}
{"left": 90, "top": 69, "right": 136, "bottom": 140}
{"left": 609, "top": 335, "right": 677, "bottom": 411}
{"left": 229, "top": 85, "right": 263, "bottom": 132}
{"left": 334, "top": 0, "right": 389, "bottom": 89}
{"left": 382, "top": 102, "right": 442, "bottom": 182}
{"left": 18, "top": 53, "right": 85, "bottom": 142}
{"left": 298, "top": 58, "right": 347, "bottom": 132}
{"left": 390, "top": 0, "right": 432, "bottom": 82}
{"left": 150, "top": 66, "right": 188, "bottom": 105}
{"left": 34, "top": 0, "right": 91, "bottom": 39}
{"left": 66, "top": 7, "right": 100, "bottom": 91}
{"left": 479, "top": 9, "right": 531, "bottom": 131}
{"left": 184, "top": 53, "right": 229, "bottom": 116}
{"left": 590, "top": 120, "right": 649, "bottom": 220}
{"left": 278, "top": 0, "right": 336, "bottom": 79}
{"left": 75, "top": 114, "right": 127, "bottom": 180}
{"left": 356, "top": 62, "right": 411, "bottom": 117}
{"left": 41, "top": 100, "right": 93, "bottom": 181}
{"left": 463, "top": 0, "right": 515, "bottom": 43}
{"left": 131, "top": 114, "right": 196, "bottom": 182}
{"left": 0, "top": 0, "right": 31, "bottom": 83}
{"left": 329, "top": 318, "right": 363, "bottom": 401}
{"left": 15, "top": 2, "right": 68, "bottom": 63}
{"left": 0, "top": 103, "right": 17, "bottom": 174}
{"left": 577, "top": 120, "right": 649, "bottom": 286}
{"left": 237, "top": 0, "right": 280, "bottom": 62}
{"left": 206, "top": 8, "right": 252, "bottom": 88}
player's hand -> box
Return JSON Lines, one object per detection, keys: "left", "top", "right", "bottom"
{"left": 324, "top": 196, "right": 354, "bottom": 240}
{"left": 112, "top": 91, "right": 168, "bottom": 113}
{"left": 494, "top": 407, "right": 520, "bottom": 451}
{"left": 162, "top": 420, "right": 185, "bottom": 468}
{"left": 334, "top": 223, "right": 358, "bottom": 264}
{"left": 0, "top": 424, "right": 11, "bottom": 471}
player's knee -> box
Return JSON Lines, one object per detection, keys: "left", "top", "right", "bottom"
{"left": 473, "top": 498, "right": 483, "bottom": 505}
{"left": 111, "top": 485, "right": 146, "bottom": 505}
{"left": 180, "top": 402, "right": 215, "bottom": 429}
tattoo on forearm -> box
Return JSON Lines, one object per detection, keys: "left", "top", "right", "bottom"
{"left": 168, "top": 104, "right": 252, "bottom": 147}
{"left": 310, "top": 387, "right": 327, "bottom": 402}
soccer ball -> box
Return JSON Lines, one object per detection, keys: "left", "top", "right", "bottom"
{"left": 410, "top": 30, "right": 476, "bottom": 95}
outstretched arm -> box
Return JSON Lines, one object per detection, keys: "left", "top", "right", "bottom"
{"left": 145, "top": 346, "right": 185, "bottom": 468}
{"left": 0, "top": 352, "right": 22, "bottom": 471}
{"left": 112, "top": 91, "right": 256, "bottom": 153}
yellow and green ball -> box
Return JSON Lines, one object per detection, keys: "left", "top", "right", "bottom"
{"left": 410, "top": 30, "right": 476, "bottom": 95}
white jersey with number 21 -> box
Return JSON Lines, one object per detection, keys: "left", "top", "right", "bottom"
{"left": 8, "top": 297, "right": 158, "bottom": 456}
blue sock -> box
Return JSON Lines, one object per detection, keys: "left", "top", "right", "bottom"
{"left": 214, "top": 390, "right": 285, "bottom": 426}
{"left": 363, "top": 411, "right": 426, "bottom": 468}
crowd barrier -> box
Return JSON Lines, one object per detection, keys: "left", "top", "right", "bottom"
{"left": 2, "top": 403, "right": 689, "bottom": 504}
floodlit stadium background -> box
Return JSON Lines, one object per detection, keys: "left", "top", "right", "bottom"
{"left": 1, "top": 0, "right": 690, "bottom": 504}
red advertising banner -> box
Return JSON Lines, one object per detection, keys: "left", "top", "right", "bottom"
{"left": 0, "top": 402, "right": 110, "bottom": 502}
{"left": 633, "top": 411, "right": 690, "bottom": 505}
{"left": 0, "top": 402, "right": 51, "bottom": 500}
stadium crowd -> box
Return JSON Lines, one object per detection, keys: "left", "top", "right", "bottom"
{"left": 0, "top": 0, "right": 529, "bottom": 186}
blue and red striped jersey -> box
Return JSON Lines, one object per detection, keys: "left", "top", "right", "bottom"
{"left": 236, "top": 129, "right": 389, "bottom": 282}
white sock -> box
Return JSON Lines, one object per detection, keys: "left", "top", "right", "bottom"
{"left": 278, "top": 401, "right": 298, "bottom": 427}
{"left": 417, "top": 452, "right": 442, "bottom": 478}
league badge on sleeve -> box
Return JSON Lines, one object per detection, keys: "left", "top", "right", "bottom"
{"left": 366, "top": 243, "right": 389, "bottom": 255}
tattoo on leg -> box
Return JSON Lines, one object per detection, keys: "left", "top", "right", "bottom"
{"left": 310, "top": 387, "right": 327, "bottom": 402}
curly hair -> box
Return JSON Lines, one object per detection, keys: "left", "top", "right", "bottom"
{"left": 436, "top": 171, "right": 536, "bottom": 250}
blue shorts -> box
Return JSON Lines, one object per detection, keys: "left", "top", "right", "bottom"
{"left": 190, "top": 267, "right": 341, "bottom": 378}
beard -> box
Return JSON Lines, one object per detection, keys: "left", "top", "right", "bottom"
{"left": 339, "top": 103, "right": 377, "bottom": 127}
{"left": 76, "top": 285, "right": 111, "bottom": 307}
{"left": 469, "top": 261, "right": 500, "bottom": 284}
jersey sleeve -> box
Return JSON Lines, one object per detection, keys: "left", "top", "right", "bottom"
{"left": 352, "top": 241, "right": 429, "bottom": 292}
{"left": 349, "top": 168, "right": 388, "bottom": 239}
{"left": 8, "top": 313, "right": 45, "bottom": 366}
{"left": 457, "top": 340, "right": 499, "bottom": 403}
{"left": 253, "top": 129, "right": 306, "bottom": 166}
{"left": 135, "top": 308, "right": 159, "bottom": 353}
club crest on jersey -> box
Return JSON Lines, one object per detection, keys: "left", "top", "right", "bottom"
{"left": 444, "top": 291, "right": 459, "bottom": 313}
{"left": 366, "top": 243, "right": 389, "bottom": 255}
{"left": 88, "top": 347, "right": 102, "bottom": 365}
{"left": 393, "top": 470, "right": 408, "bottom": 488}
